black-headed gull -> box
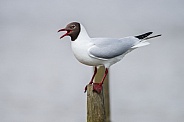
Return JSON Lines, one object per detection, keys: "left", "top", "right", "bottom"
{"left": 58, "top": 22, "right": 161, "bottom": 93}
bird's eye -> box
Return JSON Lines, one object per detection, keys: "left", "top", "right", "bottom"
{"left": 70, "top": 25, "right": 76, "bottom": 29}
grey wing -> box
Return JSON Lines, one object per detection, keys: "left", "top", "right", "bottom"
{"left": 88, "top": 37, "right": 139, "bottom": 60}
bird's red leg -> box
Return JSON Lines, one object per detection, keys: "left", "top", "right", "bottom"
{"left": 93, "top": 68, "right": 108, "bottom": 93}
{"left": 84, "top": 67, "right": 97, "bottom": 93}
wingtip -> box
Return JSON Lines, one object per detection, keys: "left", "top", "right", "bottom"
{"left": 135, "top": 32, "right": 153, "bottom": 39}
{"left": 144, "top": 34, "right": 162, "bottom": 40}
{"left": 148, "top": 32, "right": 153, "bottom": 34}
{"left": 158, "top": 34, "right": 162, "bottom": 37}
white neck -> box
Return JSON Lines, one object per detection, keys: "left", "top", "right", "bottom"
{"left": 74, "top": 24, "right": 91, "bottom": 42}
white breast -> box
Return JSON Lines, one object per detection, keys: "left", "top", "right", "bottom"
{"left": 71, "top": 24, "right": 104, "bottom": 66}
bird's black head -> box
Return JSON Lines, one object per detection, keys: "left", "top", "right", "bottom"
{"left": 58, "top": 22, "right": 81, "bottom": 41}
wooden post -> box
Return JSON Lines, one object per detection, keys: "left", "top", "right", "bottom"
{"left": 94, "top": 66, "right": 111, "bottom": 122}
{"left": 87, "top": 84, "right": 106, "bottom": 122}
{"left": 87, "top": 66, "right": 111, "bottom": 122}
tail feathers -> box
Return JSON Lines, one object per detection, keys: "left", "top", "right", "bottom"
{"left": 132, "top": 41, "right": 150, "bottom": 48}
{"left": 132, "top": 32, "right": 161, "bottom": 49}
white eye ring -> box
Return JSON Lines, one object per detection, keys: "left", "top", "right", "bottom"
{"left": 71, "top": 25, "right": 76, "bottom": 29}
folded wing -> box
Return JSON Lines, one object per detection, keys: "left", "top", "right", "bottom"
{"left": 88, "top": 37, "right": 139, "bottom": 60}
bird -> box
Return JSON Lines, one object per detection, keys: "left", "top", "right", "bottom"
{"left": 58, "top": 22, "right": 161, "bottom": 93}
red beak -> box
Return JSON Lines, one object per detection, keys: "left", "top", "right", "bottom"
{"left": 58, "top": 28, "right": 72, "bottom": 39}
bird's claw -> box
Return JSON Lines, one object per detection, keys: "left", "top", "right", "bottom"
{"left": 93, "top": 83, "right": 103, "bottom": 93}
{"left": 84, "top": 85, "right": 87, "bottom": 93}
{"left": 84, "top": 83, "right": 103, "bottom": 93}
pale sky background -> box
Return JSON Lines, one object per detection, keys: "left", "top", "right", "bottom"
{"left": 0, "top": 0, "right": 184, "bottom": 122}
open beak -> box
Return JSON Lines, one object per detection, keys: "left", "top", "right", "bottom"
{"left": 58, "top": 28, "right": 72, "bottom": 39}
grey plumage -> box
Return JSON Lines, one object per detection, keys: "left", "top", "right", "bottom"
{"left": 88, "top": 37, "right": 139, "bottom": 59}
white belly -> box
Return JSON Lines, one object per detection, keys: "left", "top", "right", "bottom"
{"left": 71, "top": 41, "right": 104, "bottom": 66}
{"left": 71, "top": 41, "right": 125, "bottom": 68}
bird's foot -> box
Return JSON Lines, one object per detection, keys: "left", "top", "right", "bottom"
{"left": 93, "top": 83, "right": 103, "bottom": 93}
{"left": 84, "top": 85, "right": 88, "bottom": 93}
{"left": 84, "top": 83, "right": 103, "bottom": 93}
